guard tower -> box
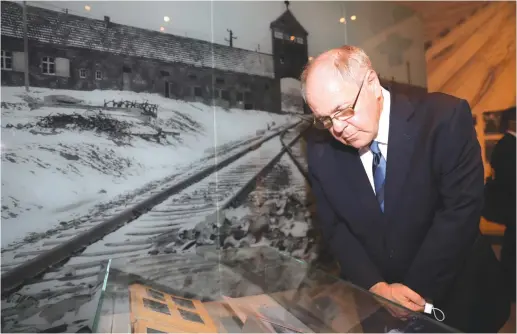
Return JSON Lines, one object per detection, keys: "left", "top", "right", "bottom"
{"left": 270, "top": 1, "right": 309, "bottom": 79}
{"left": 270, "top": 1, "right": 310, "bottom": 113}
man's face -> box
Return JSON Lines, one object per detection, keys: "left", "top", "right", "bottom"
{"left": 305, "top": 66, "right": 382, "bottom": 149}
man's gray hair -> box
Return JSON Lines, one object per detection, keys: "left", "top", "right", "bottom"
{"left": 300, "top": 45, "right": 373, "bottom": 102}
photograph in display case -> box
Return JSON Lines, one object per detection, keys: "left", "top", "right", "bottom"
{"left": 128, "top": 283, "right": 218, "bottom": 333}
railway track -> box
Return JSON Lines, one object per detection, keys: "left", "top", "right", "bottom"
{"left": 284, "top": 124, "right": 309, "bottom": 179}
{"left": 0, "top": 124, "right": 288, "bottom": 256}
{"left": 1, "top": 120, "right": 311, "bottom": 333}
{"left": 220, "top": 126, "right": 312, "bottom": 256}
{"left": 0, "top": 122, "right": 299, "bottom": 281}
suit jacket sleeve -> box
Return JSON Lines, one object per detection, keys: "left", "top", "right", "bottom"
{"left": 403, "top": 99, "right": 484, "bottom": 302}
{"left": 308, "top": 158, "right": 384, "bottom": 290}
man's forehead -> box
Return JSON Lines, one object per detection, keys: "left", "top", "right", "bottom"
{"left": 306, "top": 60, "right": 337, "bottom": 82}
{"left": 306, "top": 67, "right": 356, "bottom": 116}
{"left": 306, "top": 62, "right": 357, "bottom": 93}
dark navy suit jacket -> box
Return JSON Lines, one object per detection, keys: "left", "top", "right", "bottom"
{"left": 307, "top": 89, "right": 510, "bottom": 331}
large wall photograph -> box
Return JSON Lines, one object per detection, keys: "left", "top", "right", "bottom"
{"left": 1, "top": 1, "right": 429, "bottom": 332}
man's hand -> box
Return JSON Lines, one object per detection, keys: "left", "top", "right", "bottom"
{"left": 369, "top": 282, "right": 425, "bottom": 317}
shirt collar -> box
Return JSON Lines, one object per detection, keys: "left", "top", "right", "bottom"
{"left": 508, "top": 130, "right": 516, "bottom": 137}
{"left": 375, "top": 87, "right": 391, "bottom": 145}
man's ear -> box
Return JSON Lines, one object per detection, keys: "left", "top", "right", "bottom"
{"left": 368, "top": 71, "right": 382, "bottom": 99}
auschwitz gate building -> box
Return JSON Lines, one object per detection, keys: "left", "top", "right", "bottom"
{"left": 0, "top": 1, "right": 310, "bottom": 113}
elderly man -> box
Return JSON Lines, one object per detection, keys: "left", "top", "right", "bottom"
{"left": 303, "top": 45, "right": 510, "bottom": 332}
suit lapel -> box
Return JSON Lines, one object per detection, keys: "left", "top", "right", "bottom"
{"left": 331, "top": 141, "right": 385, "bottom": 225}
{"left": 384, "top": 92, "right": 417, "bottom": 218}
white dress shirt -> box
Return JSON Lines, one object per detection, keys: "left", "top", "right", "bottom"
{"left": 359, "top": 87, "right": 391, "bottom": 194}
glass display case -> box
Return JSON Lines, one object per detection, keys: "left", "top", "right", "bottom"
{"left": 92, "top": 246, "right": 458, "bottom": 333}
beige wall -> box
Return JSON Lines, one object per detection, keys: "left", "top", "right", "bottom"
{"left": 423, "top": 1, "right": 516, "bottom": 175}
{"left": 358, "top": 15, "right": 428, "bottom": 88}
{"left": 343, "top": 2, "right": 428, "bottom": 88}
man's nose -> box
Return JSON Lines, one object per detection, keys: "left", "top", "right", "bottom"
{"left": 332, "top": 119, "right": 348, "bottom": 133}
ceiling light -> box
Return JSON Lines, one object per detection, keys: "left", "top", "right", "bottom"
{"left": 308, "top": 56, "right": 313, "bottom": 61}
{"left": 164, "top": 16, "right": 170, "bottom": 22}
{"left": 351, "top": 15, "right": 357, "bottom": 21}
{"left": 339, "top": 17, "right": 346, "bottom": 23}
{"left": 84, "top": 5, "right": 91, "bottom": 11}
{"left": 160, "top": 27, "right": 165, "bottom": 32}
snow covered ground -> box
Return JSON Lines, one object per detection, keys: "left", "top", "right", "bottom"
{"left": 1, "top": 87, "right": 297, "bottom": 247}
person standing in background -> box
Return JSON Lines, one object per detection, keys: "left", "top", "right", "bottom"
{"left": 484, "top": 106, "right": 516, "bottom": 302}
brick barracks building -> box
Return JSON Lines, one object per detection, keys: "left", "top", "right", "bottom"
{"left": 1, "top": 1, "right": 425, "bottom": 113}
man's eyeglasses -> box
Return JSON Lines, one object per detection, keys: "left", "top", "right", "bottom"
{"left": 313, "top": 71, "right": 368, "bottom": 130}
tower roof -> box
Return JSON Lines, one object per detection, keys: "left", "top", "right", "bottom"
{"left": 270, "top": 9, "right": 308, "bottom": 36}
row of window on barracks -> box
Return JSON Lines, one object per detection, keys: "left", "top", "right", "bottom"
{"left": 0, "top": 47, "right": 280, "bottom": 112}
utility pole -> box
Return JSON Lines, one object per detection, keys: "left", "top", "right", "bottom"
{"left": 23, "top": 1, "right": 29, "bottom": 92}
{"left": 225, "top": 29, "right": 237, "bottom": 47}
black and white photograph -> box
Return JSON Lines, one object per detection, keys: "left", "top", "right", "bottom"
{"left": 1, "top": 0, "right": 515, "bottom": 333}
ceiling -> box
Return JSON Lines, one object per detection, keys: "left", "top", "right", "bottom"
{"left": 395, "top": 1, "right": 490, "bottom": 43}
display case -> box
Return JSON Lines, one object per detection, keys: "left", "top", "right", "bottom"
{"left": 92, "top": 246, "right": 458, "bottom": 333}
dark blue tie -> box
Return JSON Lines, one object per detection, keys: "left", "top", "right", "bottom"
{"left": 370, "top": 141, "right": 386, "bottom": 212}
